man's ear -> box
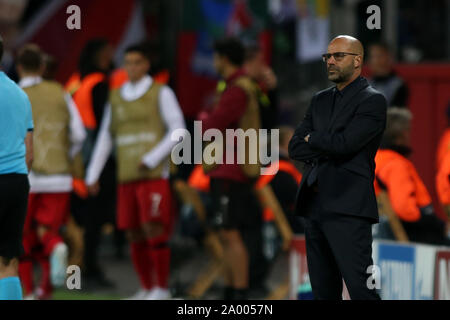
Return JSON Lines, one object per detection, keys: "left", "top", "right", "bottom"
{"left": 354, "top": 55, "right": 363, "bottom": 69}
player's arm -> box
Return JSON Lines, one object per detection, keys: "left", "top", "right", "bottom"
{"left": 64, "top": 93, "right": 87, "bottom": 158}
{"left": 140, "top": 86, "right": 186, "bottom": 169}
{"left": 85, "top": 104, "right": 113, "bottom": 190}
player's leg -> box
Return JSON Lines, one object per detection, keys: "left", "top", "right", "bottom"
{"left": 137, "top": 179, "right": 173, "bottom": 300}
{"left": 126, "top": 228, "right": 155, "bottom": 299}
{"left": 209, "top": 178, "right": 241, "bottom": 299}
{"left": 118, "top": 182, "right": 153, "bottom": 299}
{"left": 219, "top": 228, "right": 249, "bottom": 299}
{"left": 18, "top": 193, "right": 39, "bottom": 299}
{"left": 0, "top": 258, "right": 22, "bottom": 300}
{"left": 34, "top": 193, "right": 71, "bottom": 289}
{"left": 0, "top": 174, "right": 29, "bottom": 300}
{"left": 143, "top": 221, "right": 170, "bottom": 300}
{"left": 37, "top": 255, "right": 52, "bottom": 299}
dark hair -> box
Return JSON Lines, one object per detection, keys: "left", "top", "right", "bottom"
{"left": 42, "top": 54, "right": 58, "bottom": 80}
{"left": 245, "top": 43, "right": 261, "bottom": 62}
{"left": 17, "top": 44, "right": 43, "bottom": 72}
{"left": 125, "top": 43, "right": 151, "bottom": 62}
{"left": 0, "top": 35, "right": 3, "bottom": 62}
{"left": 213, "top": 37, "right": 245, "bottom": 67}
{"left": 78, "top": 38, "right": 110, "bottom": 79}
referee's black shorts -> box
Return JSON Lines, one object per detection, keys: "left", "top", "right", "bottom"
{"left": 209, "top": 178, "right": 261, "bottom": 231}
{"left": 0, "top": 173, "right": 29, "bottom": 260}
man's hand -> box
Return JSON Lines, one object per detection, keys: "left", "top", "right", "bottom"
{"left": 260, "top": 66, "right": 277, "bottom": 90}
{"left": 87, "top": 181, "right": 100, "bottom": 196}
{"left": 304, "top": 134, "right": 311, "bottom": 143}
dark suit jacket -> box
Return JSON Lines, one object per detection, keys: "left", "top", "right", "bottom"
{"left": 288, "top": 77, "right": 387, "bottom": 223}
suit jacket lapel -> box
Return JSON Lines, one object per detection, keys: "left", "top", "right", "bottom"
{"left": 327, "top": 77, "right": 369, "bottom": 131}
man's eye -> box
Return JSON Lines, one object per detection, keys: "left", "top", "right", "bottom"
{"left": 335, "top": 53, "right": 345, "bottom": 58}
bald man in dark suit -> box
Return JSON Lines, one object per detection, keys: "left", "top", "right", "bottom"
{"left": 289, "top": 36, "right": 387, "bottom": 300}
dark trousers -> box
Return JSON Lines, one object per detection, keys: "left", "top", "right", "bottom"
{"left": 302, "top": 187, "right": 380, "bottom": 300}
{"left": 71, "top": 158, "right": 119, "bottom": 275}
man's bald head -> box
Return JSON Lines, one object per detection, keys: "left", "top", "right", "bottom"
{"left": 325, "top": 35, "right": 364, "bottom": 86}
{"left": 330, "top": 35, "right": 364, "bottom": 58}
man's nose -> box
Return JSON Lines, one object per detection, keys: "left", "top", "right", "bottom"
{"left": 327, "top": 56, "right": 337, "bottom": 65}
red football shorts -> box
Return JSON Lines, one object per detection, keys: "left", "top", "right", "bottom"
{"left": 24, "top": 193, "right": 71, "bottom": 233}
{"left": 117, "top": 179, "right": 172, "bottom": 230}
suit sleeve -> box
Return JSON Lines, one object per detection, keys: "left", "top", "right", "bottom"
{"left": 288, "top": 94, "right": 326, "bottom": 162}
{"left": 308, "top": 93, "right": 387, "bottom": 156}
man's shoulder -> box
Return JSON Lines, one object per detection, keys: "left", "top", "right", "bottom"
{"left": 362, "top": 85, "right": 388, "bottom": 108}
{"left": 8, "top": 81, "right": 30, "bottom": 105}
{"left": 365, "top": 83, "right": 385, "bottom": 97}
{"left": 313, "top": 85, "right": 335, "bottom": 99}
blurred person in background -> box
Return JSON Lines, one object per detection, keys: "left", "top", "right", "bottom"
{"left": 200, "top": 37, "right": 262, "bottom": 300}
{"left": 256, "top": 126, "right": 303, "bottom": 234}
{"left": 70, "top": 38, "right": 116, "bottom": 289}
{"left": 252, "top": 126, "right": 303, "bottom": 296}
{"left": 85, "top": 43, "right": 185, "bottom": 300}
{"left": 436, "top": 103, "right": 450, "bottom": 224}
{"left": 16, "top": 44, "right": 86, "bottom": 299}
{"left": 110, "top": 40, "right": 171, "bottom": 90}
{"left": 367, "top": 42, "right": 409, "bottom": 108}
{"left": 242, "top": 43, "right": 278, "bottom": 130}
{"left": 437, "top": 148, "right": 450, "bottom": 222}
{"left": 436, "top": 103, "right": 450, "bottom": 170}
{"left": 41, "top": 54, "right": 58, "bottom": 81}
{"left": 374, "top": 108, "right": 448, "bottom": 245}
{"left": 0, "top": 0, "right": 28, "bottom": 81}
{"left": 0, "top": 34, "right": 33, "bottom": 300}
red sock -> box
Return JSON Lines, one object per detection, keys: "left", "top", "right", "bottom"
{"left": 18, "top": 259, "right": 34, "bottom": 296}
{"left": 148, "top": 245, "right": 170, "bottom": 289}
{"left": 37, "top": 255, "right": 52, "bottom": 297}
{"left": 22, "top": 231, "right": 39, "bottom": 255}
{"left": 40, "top": 231, "right": 63, "bottom": 256}
{"left": 130, "top": 241, "right": 153, "bottom": 290}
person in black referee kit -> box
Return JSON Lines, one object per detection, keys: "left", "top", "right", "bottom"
{"left": 0, "top": 35, "right": 34, "bottom": 300}
{"left": 289, "top": 35, "right": 387, "bottom": 300}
